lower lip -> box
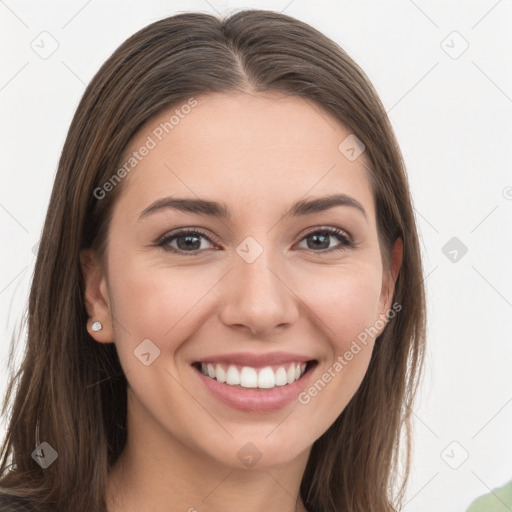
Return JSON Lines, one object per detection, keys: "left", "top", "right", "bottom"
{"left": 193, "top": 363, "right": 316, "bottom": 412}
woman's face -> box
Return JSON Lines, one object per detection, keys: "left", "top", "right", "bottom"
{"left": 82, "top": 91, "right": 401, "bottom": 470}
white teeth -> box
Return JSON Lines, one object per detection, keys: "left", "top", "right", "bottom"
{"left": 215, "top": 364, "right": 226, "bottom": 383}
{"left": 257, "top": 366, "right": 275, "bottom": 389}
{"left": 198, "top": 361, "right": 310, "bottom": 389}
{"left": 240, "top": 367, "right": 258, "bottom": 388}
{"left": 286, "top": 364, "right": 295, "bottom": 384}
{"left": 226, "top": 365, "right": 240, "bottom": 385}
{"left": 275, "top": 367, "right": 287, "bottom": 386}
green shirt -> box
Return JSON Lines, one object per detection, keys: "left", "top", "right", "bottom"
{"left": 466, "top": 479, "right": 512, "bottom": 512}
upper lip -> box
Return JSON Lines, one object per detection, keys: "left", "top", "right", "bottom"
{"left": 193, "top": 351, "right": 315, "bottom": 367}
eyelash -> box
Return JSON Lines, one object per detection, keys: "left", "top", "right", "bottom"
{"left": 156, "top": 226, "right": 354, "bottom": 256}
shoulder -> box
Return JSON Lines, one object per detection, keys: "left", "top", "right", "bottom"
{"left": 0, "top": 494, "right": 36, "bottom": 512}
{"left": 466, "top": 479, "right": 512, "bottom": 512}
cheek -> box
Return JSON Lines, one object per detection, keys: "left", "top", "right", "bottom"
{"left": 109, "top": 252, "right": 383, "bottom": 360}
{"left": 299, "top": 262, "right": 383, "bottom": 348}
{"left": 108, "top": 259, "right": 220, "bottom": 356}
{"left": 292, "top": 265, "right": 383, "bottom": 436}
{"left": 106, "top": 264, "right": 215, "bottom": 424}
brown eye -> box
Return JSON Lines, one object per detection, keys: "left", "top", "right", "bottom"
{"left": 296, "top": 227, "right": 353, "bottom": 253}
{"left": 157, "top": 228, "right": 217, "bottom": 255}
{"left": 156, "top": 226, "right": 353, "bottom": 256}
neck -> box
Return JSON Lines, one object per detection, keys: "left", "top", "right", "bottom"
{"left": 105, "top": 390, "right": 311, "bottom": 512}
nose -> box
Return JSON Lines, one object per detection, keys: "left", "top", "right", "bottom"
{"left": 218, "top": 242, "right": 300, "bottom": 337}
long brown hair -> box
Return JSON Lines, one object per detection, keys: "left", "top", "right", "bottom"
{"left": 0, "top": 9, "right": 426, "bottom": 512}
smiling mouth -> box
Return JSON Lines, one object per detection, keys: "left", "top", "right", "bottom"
{"left": 192, "top": 360, "right": 317, "bottom": 390}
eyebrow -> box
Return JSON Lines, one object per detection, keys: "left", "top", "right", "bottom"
{"left": 138, "top": 193, "right": 367, "bottom": 221}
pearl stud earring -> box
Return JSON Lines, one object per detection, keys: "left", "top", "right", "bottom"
{"left": 91, "top": 321, "right": 103, "bottom": 332}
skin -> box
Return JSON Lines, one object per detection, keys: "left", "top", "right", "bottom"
{"left": 81, "top": 91, "right": 402, "bottom": 512}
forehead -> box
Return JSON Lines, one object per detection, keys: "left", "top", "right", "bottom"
{"left": 114, "top": 91, "right": 375, "bottom": 223}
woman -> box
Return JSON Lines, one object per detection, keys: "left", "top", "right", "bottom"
{"left": 0, "top": 9, "right": 426, "bottom": 512}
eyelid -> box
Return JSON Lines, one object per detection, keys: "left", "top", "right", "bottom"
{"left": 156, "top": 225, "right": 354, "bottom": 254}
{"left": 296, "top": 226, "right": 354, "bottom": 254}
{"left": 156, "top": 226, "right": 217, "bottom": 241}
{"left": 300, "top": 225, "right": 353, "bottom": 244}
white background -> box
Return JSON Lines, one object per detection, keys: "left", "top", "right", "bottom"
{"left": 1, "top": 1, "right": 511, "bottom": 510}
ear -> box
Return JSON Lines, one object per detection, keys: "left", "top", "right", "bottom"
{"left": 377, "top": 237, "right": 403, "bottom": 326}
{"left": 80, "top": 248, "right": 115, "bottom": 344}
